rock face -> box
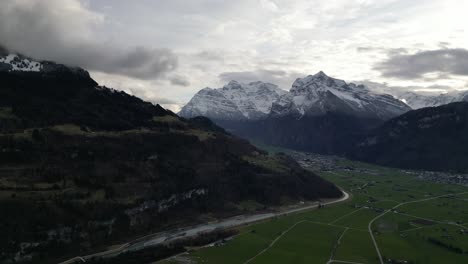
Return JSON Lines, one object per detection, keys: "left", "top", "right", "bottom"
{"left": 179, "top": 81, "right": 286, "bottom": 120}
{"left": 271, "top": 72, "right": 410, "bottom": 120}
{"left": 351, "top": 102, "right": 468, "bottom": 172}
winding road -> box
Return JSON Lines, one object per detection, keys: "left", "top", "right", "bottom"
{"left": 60, "top": 190, "right": 350, "bottom": 264}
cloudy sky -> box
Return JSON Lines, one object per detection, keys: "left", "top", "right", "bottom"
{"left": 1, "top": 0, "right": 467, "bottom": 111}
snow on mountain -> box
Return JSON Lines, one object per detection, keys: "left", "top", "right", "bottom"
{"left": 270, "top": 71, "right": 411, "bottom": 120}
{"left": 398, "top": 91, "right": 468, "bottom": 109}
{"left": 0, "top": 54, "right": 43, "bottom": 72}
{"left": 0, "top": 50, "right": 92, "bottom": 80}
{"left": 179, "top": 81, "right": 286, "bottom": 120}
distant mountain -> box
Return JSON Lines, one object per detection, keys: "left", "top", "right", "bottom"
{"left": 398, "top": 91, "right": 468, "bottom": 109}
{"left": 183, "top": 72, "right": 411, "bottom": 154}
{"left": 271, "top": 71, "right": 410, "bottom": 120}
{"left": 179, "top": 80, "right": 286, "bottom": 120}
{"left": 0, "top": 50, "right": 341, "bottom": 263}
{"left": 351, "top": 102, "right": 468, "bottom": 172}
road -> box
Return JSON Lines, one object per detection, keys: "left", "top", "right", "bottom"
{"left": 60, "top": 190, "right": 349, "bottom": 263}
{"left": 368, "top": 191, "right": 468, "bottom": 264}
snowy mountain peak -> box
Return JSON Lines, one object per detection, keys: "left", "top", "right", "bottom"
{"left": 0, "top": 54, "right": 43, "bottom": 72}
{"left": 0, "top": 50, "right": 92, "bottom": 81}
{"left": 179, "top": 81, "right": 286, "bottom": 120}
{"left": 181, "top": 73, "right": 411, "bottom": 122}
{"left": 272, "top": 73, "right": 410, "bottom": 120}
{"left": 224, "top": 80, "right": 242, "bottom": 89}
{"left": 397, "top": 91, "right": 468, "bottom": 109}
{"left": 291, "top": 71, "right": 348, "bottom": 93}
{"left": 179, "top": 80, "right": 286, "bottom": 120}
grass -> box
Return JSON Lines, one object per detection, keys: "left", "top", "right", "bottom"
{"left": 152, "top": 115, "right": 184, "bottom": 124}
{"left": 251, "top": 222, "right": 343, "bottom": 264}
{"left": 0, "top": 107, "right": 16, "bottom": 119}
{"left": 334, "top": 229, "right": 379, "bottom": 264}
{"left": 242, "top": 155, "right": 289, "bottom": 173}
{"left": 186, "top": 157, "right": 468, "bottom": 264}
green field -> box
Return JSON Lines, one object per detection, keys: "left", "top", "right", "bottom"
{"left": 182, "top": 159, "right": 468, "bottom": 264}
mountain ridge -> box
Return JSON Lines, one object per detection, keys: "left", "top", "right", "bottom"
{"left": 351, "top": 102, "right": 468, "bottom": 172}
{"left": 179, "top": 80, "right": 286, "bottom": 120}
{"left": 180, "top": 71, "right": 411, "bottom": 122}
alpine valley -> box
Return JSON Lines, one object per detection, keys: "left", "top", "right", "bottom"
{"left": 180, "top": 72, "right": 468, "bottom": 172}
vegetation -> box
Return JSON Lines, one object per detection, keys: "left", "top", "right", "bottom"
{"left": 352, "top": 102, "right": 468, "bottom": 172}
{"left": 0, "top": 68, "right": 340, "bottom": 263}
{"left": 189, "top": 160, "right": 468, "bottom": 264}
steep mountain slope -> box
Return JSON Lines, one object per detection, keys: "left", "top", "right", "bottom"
{"left": 0, "top": 51, "right": 341, "bottom": 263}
{"left": 271, "top": 72, "right": 410, "bottom": 120}
{"left": 179, "top": 80, "right": 286, "bottom": 120}
{"left": 351, "top": 102, "right": 468, "bottom": 172}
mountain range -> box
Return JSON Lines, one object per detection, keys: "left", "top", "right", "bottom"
{"left": 180, "top": 71, "right": 411, "bottom": 121}
{"left": 0, "top": 51, "right": 341, "bottom": 263}
{"left": 180, "top": 72, "right": 411, "bottom": 154}
{"left": 398, "top": 91, "right": 468, "bottom": 109}
{"left": 180, "top": 72, "right": 468, "bottom": 172}
{"left": 179, "top": 80, "right": 286, "bottom": 120}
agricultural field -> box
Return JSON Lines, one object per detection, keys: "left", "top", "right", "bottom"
{"left": 180, "top": 159, "right": 468, "bottom": 264}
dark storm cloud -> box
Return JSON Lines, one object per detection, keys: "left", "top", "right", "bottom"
{"left": 374, "top": 48, "right": 468, "bottom": 79}
{"left": 0, "top": 0, "right": 177, "bottom": 80}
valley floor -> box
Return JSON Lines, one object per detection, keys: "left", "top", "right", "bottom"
{"left": 165, "top": 155, "right": 468, "bottom": 264}
{"left": 60, "top": 184, "right": 349, "bottom": 264}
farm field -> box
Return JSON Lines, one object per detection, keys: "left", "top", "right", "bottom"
{"left": 181, "top": 159, "right": 468, "bottom": 264}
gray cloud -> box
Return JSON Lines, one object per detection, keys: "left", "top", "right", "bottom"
{"left": 153, "top": 97, "right": 178, "bottom": 105}
{"left": 194, "top": 50, "right": 225, "bottom": 62}
{"left": 374, "top": 48, "right": 468, "bottom": 79}
{"left": 357, "top": 80, "right": 453, "bottom": 97}
{"left": 356, "top": 47, "right": 408, "bottom": 56}
{"left": 357, "top": 47, "right": 379, "bottom": 53}
{"left": 0, "top": 0, "right": 177, "bottom": 80}
{"left": 169, "top": 75, "right": 191, "bottom": 87}
{"left": 219, "top": 69, "right": 304, "bottom": 89}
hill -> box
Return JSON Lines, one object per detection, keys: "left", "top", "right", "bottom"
{"left": 351, "top": 102, "right": 468, "bottom": 172}
{"left": 0, "top": 51, "right": 341, "bottom": 263}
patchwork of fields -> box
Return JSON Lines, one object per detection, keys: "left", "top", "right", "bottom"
{"left": 175, "top": 161, "right": 468, "bottom": 264}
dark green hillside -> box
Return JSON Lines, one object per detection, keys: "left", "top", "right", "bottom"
{"left": 351, "top": 102, "right": 468, "bottom": 172}
{"left": 0, "top": 57, "right": 340, "bottom": 263}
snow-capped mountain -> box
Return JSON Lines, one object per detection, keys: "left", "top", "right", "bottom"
{"left": 0, "top": 48, "right": 91, "bottom": 79}
{"left": 271, "top": 71, "right": 411, "bottom": 120}
{"left": 398, "top": 91, "right": 468, "bottom": 109}
{"left": 0, "top": 54, "right": 43, "bottom": 72}
{"left": 179, "top": 80, "right": 286, "bottom": 120}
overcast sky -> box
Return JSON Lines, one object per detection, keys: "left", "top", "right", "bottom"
{"left": 1, "top": 0, "right": 467, "bottom": 111}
